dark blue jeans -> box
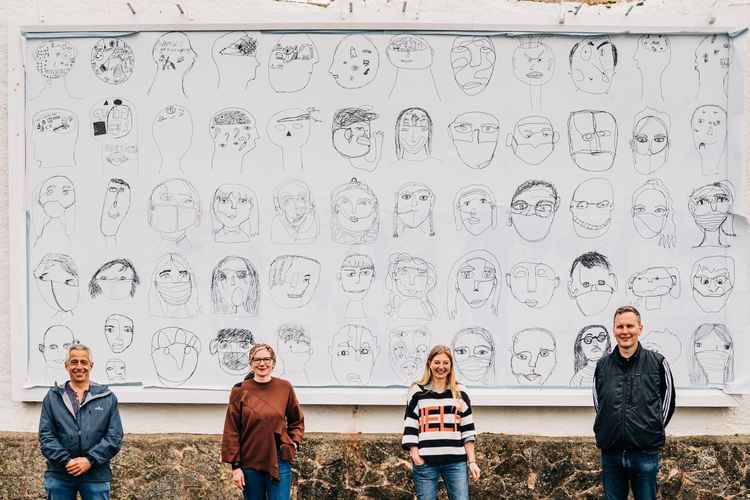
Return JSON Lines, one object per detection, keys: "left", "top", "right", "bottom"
{"left": 601, "top": 450, "right": 660, "bottom": 500}
{"left": 242, "top": 459, "right": 292, "bottom": 500}
{"left": 44, "top": 475, "right": 110, "bottom": 500}
{"left": 412, "top": 460, "right": 469, "bottom": 500}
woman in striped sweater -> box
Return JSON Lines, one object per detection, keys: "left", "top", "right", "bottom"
{"left": 402, "top": 345, "right": 481, "bottom": 500}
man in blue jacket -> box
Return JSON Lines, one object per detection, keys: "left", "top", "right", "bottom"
{"left": 38, "top": 343, "right": 123, "bottom": 499}
{"left": 593, "top": 305, "right": 676, "bottom": 500}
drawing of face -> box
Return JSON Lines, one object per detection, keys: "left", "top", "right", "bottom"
{"left": 397, "top": 108, "right": 431, "bottom": 156}
{"left": 269, "top": 256, "right": 321, "bottom": 308}
{"left": 692, "top": 256, "right": 734, "bottom": 312}
{"left": 39, "top": 176, "right": 75, "bottom": 219}
{"left": 153, "top": 105, "right": 192, "bottom": 163}
{"left": 632, "top": 184, "right": 669, "bottom": 239}
{"left": 579, "top": 326, "right": 609, "bottom": 363}
{"left": 104, "top": 314, "right": 134, "bottom": 354}
{"left": 148, "top": 179, "right": 199, "bottom": 236}
{"left": 105, "top": 359, "right": 126, "bottom": 382}
{"left": 153, "top": 32, "right": 196, "bottom": 74}
{"left": 451, "top": 36, "right": 496, "bottom": 95}
{"left": 213, "top": 32, "right": 260, "bottom": 86}
{"left": 333, "top": 183, "right": 378, "bottom": 234}
{"left": 512, "top": 38, "right": 554, "bottom": 86}
{"left": 214, "top": 257, "right": 255, "bottom": 310}
{"left": 33, "top": 254, "right": 79, "bottom": 313}
{"left": 568, "top": 257, "right": 617, "bottom": 316}
{"left": 39, "top": 325, "right": 75, "bottom": 369}
{"left": 691, "top": 105, "right": 726, "bottom": 154}
{"left": 511, "top": 328, "right": 556, "bottom": 385}
{"left": 151, "top": 327, "right": 200, "bottom": 385}
{"left": 631, "top": 113, "right": 669, "bottom": 175}
{"left": 387, "top": 35, "right": 433, "bottom": 70}
{"left": 396, "top": 184, "right": 433, "bottom": 230}
{"left": 330, "top": 325, "right": 378, "bottom": 385}
{"left": 509, "top": 181, "right": 559, "bottom": 242}
{"left": 154, "top": 254, "right": 193, "bottom": 306}
{"left": 506, "top": 261, "right": 559, "bottom": 309}
{"left": 213, "top": 185, "right": 253, "bottom": 231}
{"left": 277, "top": 180, "right": 314, "bottom": 228}
{"left": 268, "top": 108, "right": 313, "bottom": 150}
{"left": 332, "top": 108, "right": 376, "bottom": 158}
{"left": 210, "top": 329, "right": 254, "bottom": 375}
{"left": 100, "top": 179, "right": 131, "bottom": 236}
{"left": 456, "top": 187, "right": 495, "bottom": 236}
{"left": 90, "top": 98, "right": 137, "bottom": 167}
{"left": 688, "top": 183, "right": 732, "bottom": 233}
{"left": 449, "top": 112, "right": 500, "bottom": 169}
{"left": 694, "top": 35, "right": 730, "bottom": 81}
{"left": 507, "top": 116, "right": 558, "bottom": 166}
{"left": 453, "top": 328, "right": 494, "bottom": 383}
{"left": 92, "top": 261, "right": 138, "bottom": 300}
{"left": 268, "top": 35, "right": 319, "bottom": 93}
{"left": 392, "top": 256, "right": 434, "bottom": 299}
{"left": 277, "top": 325, "right": 313, "bottom": 368}
{"left": 339, "top": 256, "right": 375, "bottom": 296}
{"left": 32, "top": 109, "right": 78, "bottom": 168}
{"left": 629, "top": 267, "right": 677, "bottom": 298}
{"left": 570, "top": 178, "right": 613, "bottom": 238}
{"left": 210, "top": 108, "right": 260, "bottom": 155}
{"left": 568, "top": 110, "right": 617, "bottom": 172}
{"left": 694, "top": 325, "right": 732, "bottom": 386}
{"left": 569, "top": 37, "right": 617, "bottom": 94}
{"left": 329, "top": 35, "right": 379, "bottom": 89}
{"left": 389, "top": 326, "right": 429, "bottom": 384}
{"left": 455, "top": 257, "right": 498, "bottom": 309}
{"left": 91, "top": 38, "right": 135, "bottom": 84}
{"left": 634, "top": 35, "right": 670, "bottom": 74}
{"left": 35, "top": 40, "right": 76, "bottom": 79}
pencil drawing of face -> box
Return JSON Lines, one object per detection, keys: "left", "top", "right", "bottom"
{"left": 277, "top": 324, "right": 312, "bottom": 372}
{"left": 105, "top": 359, "right": 126, "bottom": 382}
{"left": 35, "top": 40, "right": 76, "bottom": 80}
{"left": 631, "top": 108, "right": 669, "bottom": 175}
{"left": 39, "top": 325, "right": 76, "bottom": 369}
{"left": 331, "top": 178, "right": 379, "bottom": 245}
{"left": 393, "top": 182, "right": 435, "bottom": 237}
{"left": 332, "top": 108, "right": 378, "bottom": 159}
{"left": 90, "top": 98, "right": 137, "bottom": 168}
{"left": 447, "top": 251, "right": 501, "bottom": 320}
{"left": 91, "top": 38, "right": 135, "bottom": 85}
{"left": 339, "top": 254, "right": 375, "bottom": 298}
{"left": 506, "top": 261, "right": 559, "bottom": 309}
{"left": 33, "top": 254, "right": 79, "bottom": 313}
{"left": 212, "top": 184, "right": 258, "bottom": 243}
{"left": 570, "top": 178, "right": 614, "bottom": 239}
{"left": 641, "top": 329, "right": 681, "bottom": 364}
{"left": 389, "top": 326, "right": 430, "bottom": 384}
{"left": 89, "top": 259, "right": 139, "bottom": 300}
{"left": 631, "top": 179, "right": 676, "bottom": 248}
{"left": 569, "top": 37, "right": 617, "bottom": 94}
{"left": 511, "top": 328, "right": 557, "bottom": 386}
{"left": 688, "top": 181, "right": 734, "bottom": 248}
{"left": 210, "top": 256, "right": 259, "bottom": 315}
{"left": 268, "top": 34, "right": 319, "bottom": 93}
{"left": 634, "top": 35, "right": 670, "bottom": 101}
{"left": 104, "top": 314, "right": 134, "bottom": 354}
{"left": 32, "top": 109, "right": 78, "bottom": 168}
{"left": 329, "top": 35, "right": 379, "bottom": 89}
{"left": 574, "top": 325, "right": 610, "bottom": 369}
{"left": 567, "top": 252, "right": 617, "bottom": 317}
{"left": 153, "top": 105, "right": 192, "bottom": 170}
{"left": 512, "top": 37, "right": 554, "bottom": 86}
{"left": 451, "top": 36, "right": 496, "bottom": 96}
{"left": 689, "top": 323, "right": 733, "bottom": 388}
{"left": 99, "top": 178, "right": 131, "bottom": 238}
{"left": 151, "top": 327, "right": 200, "bottom": 386}
{"left": 508, "top": 180, "right": 559, "bottom": 242}
{"left": 212, "top": 32, "right": 260, "bottom": 90}
{"left": 691, "top": 105, "right": 727, "bottom": 176}
{"left": 568, "top": 110, "right": 617, "bottom": 172}
{"left": 627, "top": 266, "right": 680, "bottom": 310}
{"left": 148, "top": 178, "right": 200, "bottom": 243}
{"left": 396, "top": 108, "right": 432, "bottom": 160}
{"left": 448, "top": 112, "right": 500, "bottom": 170}
{"left": 268, "top": 108, "right": 314, "bottom": 169}
{"left": 386, "top": 253, "right": 437, "bottom": 321}
{"left": 209, "top": 328, "right": 255, "bottom": 375}
{"left": 210, "top": 108, "right": 260, "bottom": 168}
{"left": 272, "top": 179, "right": 319, "bottom": 244}
{"left": 454, "top": 185, "right": 496, "bottom": 236}
{"left": 691, "top": 255, "right": 734, "bottom": 313}
{"left": 330, "top": 324, "right": 379, "bottom": 385}
{"left": 694, "top": 35, "right": 730, "bottom": 95}
{"left": 453, "top": 327, "right": 495, "bottom": 384}
{"left": 387, "top": 34, "right": 433, "bottom": 70}
{"left": 506, "top": 115, "right": 558, "bottom": 166}
{"left": 36, "top": 175, "right": 76, "bottom": 242}
{"left": 148, "top": 253, "right": 199, "bottom": 318}
{"left": 268, "top": 255, "right": 321, "bottom": 309}
{"left": 148, "top": 32, "right": 197, "bottom": 97}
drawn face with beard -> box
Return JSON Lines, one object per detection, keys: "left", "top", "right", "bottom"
{"left": 452, "top": 327, "right": 494, "bottom": 384}
{"left": 511, "top": 328, "right": 557, "bottom": 386}
{"left": 632, "top": 184, "right": 670, "bottom": 240}
{"left": 39, "top": 176, "right": 76, "bottom": 221}
{"left": 450, "top": 36, "right": 496, "bottom": 96}
{"left": 631, "top": 113, "right": 669, "bottom": 175}
{"left": 691, "top": 256, "right": 734, "bottom": 313}
{"left": 34, "top": 254, "right": 79, "bottom": 313}
{"left": 449, "top": 112, "right": 500, "bottom": 169}
{"left": 209, "top": 328, "right": 254, "bottom": 375}
{"left": 568, "top": 253, "right": 617, "bottom": 317}
{"left": 456, "top": 257, "right": 498, "bottom": 310}
{"left": 389, "top": 326, "right": 430, "bottom": 384}
{"left": 507, "top": 116, "right": 558, "bottom": 166}
{"left": 570, "top": 178, "right": 613, "bottom": 238}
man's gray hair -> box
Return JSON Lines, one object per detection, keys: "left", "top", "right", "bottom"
{"left": 65, "top": 342, "right": 92, "bottom": 363}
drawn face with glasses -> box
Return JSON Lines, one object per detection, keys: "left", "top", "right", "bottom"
{"left": 509, "top": 180, "right": 559, "bottom": 242}
{"left": 575, "top": 325, "right": 610, "bottom": 368}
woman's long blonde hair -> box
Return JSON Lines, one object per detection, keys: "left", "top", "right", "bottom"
{"left": 415, "top": 345, "right": 462, "bottom": 404}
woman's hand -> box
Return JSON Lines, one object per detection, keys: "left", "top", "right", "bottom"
{"left": 468, "top": 462, "right": 481, "bottom": 480}
{"left": 410, "top": 447, "right": 425, "bottom": 466}
{"left": 231, "top": 468, "right": 245, "bottom": 489}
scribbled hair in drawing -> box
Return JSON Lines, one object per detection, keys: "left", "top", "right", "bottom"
{"left": 269, "top": 255, "right": 319, "bottom": 288}
{"left": 88, "top": 259, "right": 139, "bottom": 298}
{"left": 211, "top": 184, "right": 259, "bottom": 238}
{"left": 512, "top": 179, "right": 560, "bottom": 209}
{"left": 569, "top": 38, "right": 618, "bottom": 67}
{"left": 573, "top": 325, "right": 611, "bottom": 372}
{"left": 415, "top": 345, "right": 464, "bottom": 409}
{"left": 569, "top": 251, "right": 611, "bottom": 278}
{"left": 393, "top": 182, "right": 435, "bottom": 238}
{"left": 210, "top": 256, "right": 259, "bottom": 315}
{"left": 688, "top": 323, "right": 734, "bottom": 386}
{"left": 395, "top": 107, "right": 432, "bottom": 159}
{"left": 341, "top": 254, "right": 374, "bottom": 273}
{"left": 332, "top": 107, "right": 378, "bottom": 131}
{"left": 34, "top": 253, "right": 79, "bottom": 281}
{"left": 453, "top": 185, "right": 497, "bottom": 232}
{"left": 447, "top": 249, "right": 501, "bottom": 320}
{"left": 687, "top": 180, "right": 736, "bottom": 244}
{"left": 330, "top": 178, "right": 379, "bottom": 244}
{"left": 277, "top": 323, "right": 310, "bottom": 345}
{"left": 210, "top": 328, "right": 255, "bottom": 353}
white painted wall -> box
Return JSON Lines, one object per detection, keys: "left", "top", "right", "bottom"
{"left": 2, "top": 0, "right": 750, "bottom": 435}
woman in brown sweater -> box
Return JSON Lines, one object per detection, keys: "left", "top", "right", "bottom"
{"left": 221, "top": 343, "right": 304, "bottom": 500}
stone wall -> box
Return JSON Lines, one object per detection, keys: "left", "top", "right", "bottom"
{"left": 1, "top": 432, "right": 749, "bottom": 499}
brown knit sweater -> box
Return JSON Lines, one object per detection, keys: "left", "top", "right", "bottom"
{"left": 221, "top": 376, "right": 304, "bottom": 480}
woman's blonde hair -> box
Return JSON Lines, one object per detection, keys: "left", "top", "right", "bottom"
{"left": 415, "top": 345, "right": 462, "bottom": 404}
{"left": 248, "top": 343, "right": 276, "bottom": 376}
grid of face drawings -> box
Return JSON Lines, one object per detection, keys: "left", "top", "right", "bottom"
{"left": 23, "top": 31, "right": 747, "bottom": 395}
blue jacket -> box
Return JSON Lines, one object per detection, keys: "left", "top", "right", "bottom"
{"left": 38, "top": 382, "right": 123, "bottom": 482}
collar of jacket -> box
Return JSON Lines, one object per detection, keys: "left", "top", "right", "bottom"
{"left": 613, "top": 341, "right": 642, "bottom": 365}
{"left": 51, "top": 382, "right": 112, "bottom": 417}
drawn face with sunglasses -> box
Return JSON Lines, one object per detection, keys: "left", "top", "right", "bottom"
{"left": 578, "top": 325, "right": 610, "bottom": 363}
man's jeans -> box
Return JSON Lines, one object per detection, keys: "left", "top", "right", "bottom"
{"left": 44, "top": 475, "right": 110, "bottom": 500}
{"left": 242, "top": 459, "right": 292, "bottom": 500}
{"left": 412, "top": 460, "right": 469, "bottom": 500}
{"left": 601, "top": 450, "right": 660, "bottom": 500}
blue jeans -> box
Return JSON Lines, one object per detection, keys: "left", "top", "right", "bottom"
{"left": 601, "top": 450, "right": 660, "bottom": 500}
{"left": 44, "top": 475, "right": 110, "bottom": 500}
{"left": 412, "top": 460, "right": 469, "bottom": 500}
{"left": 242, "top": 459, "right": 292, "bottom": 500}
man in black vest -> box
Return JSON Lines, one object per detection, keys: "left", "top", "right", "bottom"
{"left": 593, "top": 305, "right": 675, "bottom": 500}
